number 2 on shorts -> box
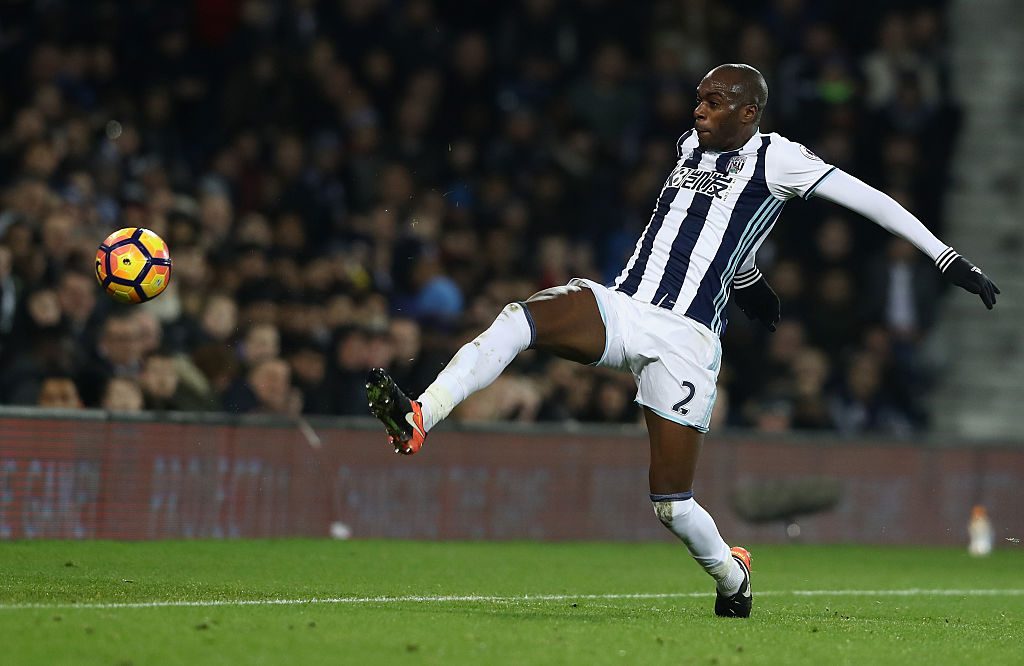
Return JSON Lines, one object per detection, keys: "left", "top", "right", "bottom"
{"left": 672, "top": 381, "right": 696, "bottom": 415}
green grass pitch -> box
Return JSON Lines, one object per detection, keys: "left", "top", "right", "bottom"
{"left": 1, "top": 540, "right": 1022, "bottom": 665}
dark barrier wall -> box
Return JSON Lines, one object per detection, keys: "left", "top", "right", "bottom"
{"left": 1, "top": 411, "right": 1022, "bottom": 545}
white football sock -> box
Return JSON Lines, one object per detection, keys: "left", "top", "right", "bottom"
{"left": 417, "top": 302, "right": 535, "bottom": 431}
{"left": 652, "top": 495, "right": 744, "bottom": 595}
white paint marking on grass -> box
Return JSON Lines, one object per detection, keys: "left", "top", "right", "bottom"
{"left": 788, "top": 589, "right": 1024, "bottom": 597}
{"left": 1, "top": 589, "right": 1023, "bottom": 611}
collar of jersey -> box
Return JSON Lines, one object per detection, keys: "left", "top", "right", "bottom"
{"left": 697, "top": 128, "right": 763, "bottom": 155}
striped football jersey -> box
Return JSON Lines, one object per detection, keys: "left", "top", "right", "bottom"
{"left": 612, "top": 130, "right": 835, "bottom": 336}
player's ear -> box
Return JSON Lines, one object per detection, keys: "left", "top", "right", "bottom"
{"left": 742, "top": 104, "right": 758, "bottom": 124}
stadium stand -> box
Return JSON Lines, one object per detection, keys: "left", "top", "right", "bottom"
{"left": 0, "top": 0, "right": 960, "bottom": 434}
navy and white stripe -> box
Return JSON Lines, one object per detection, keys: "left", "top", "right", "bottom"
{"left": 685, "top": 136, "right": 783, "bottom": 334}
{"left": 615, "top": 182, "right": 681, "bottom": 297}
{"left": 613, "top": 132, "right": 787, "bottom": 334}
{"left": 616, "top": 140, "right": 703, "bottom": 298}
{"left": 648, "top": 152, "right": 714, "bottom": 308}
{"left": 612, "top": 130, "right": 835, "bottom": 335}
{"left": 650, "top": 148, "right": 744, "bottom": 312}
{"left": 707, "top": 197, "right": 785, "bottom": 334}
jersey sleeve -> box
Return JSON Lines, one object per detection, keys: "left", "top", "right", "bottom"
{"left": 765, "top": 134, "right": 837, "bottom": 201}
{"left": 813, "top": 169, "right": 949, "bottom": 261}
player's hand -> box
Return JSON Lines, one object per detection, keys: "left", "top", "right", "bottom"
{"left": 937, "top": 250, "right": 1000, "bottom": 310}
{"left": 733, "top": 274, "right": 780, "bottom": 332}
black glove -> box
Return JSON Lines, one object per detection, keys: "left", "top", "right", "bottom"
{"left": 936, "top": 248, "right": 1000, "bottom": 310}
{"left": 733, "top": 268, "right": 780, "bottom": 332}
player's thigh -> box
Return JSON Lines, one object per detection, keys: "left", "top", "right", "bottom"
{"left": 524, "top": 284, "right": 606, "bottom": 365}
{"left": 644, "top": 407, "right": 704, "bottom": 495}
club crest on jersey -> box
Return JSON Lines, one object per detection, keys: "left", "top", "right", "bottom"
{"left": 665, "top": 164, "right": 735, "bottom": 199}
{"left": 726, "top": 156, "right": 746, "bottom": 174}
{"left": 798, "top": 144, "right": 822, "bottom": 161}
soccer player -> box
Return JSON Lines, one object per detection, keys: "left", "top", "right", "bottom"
{"left": 366, "top": 64, "right": 999, "bottom": 618}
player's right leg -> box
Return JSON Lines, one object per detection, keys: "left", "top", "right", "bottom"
{"left": 645, "top": 408, "right": 752, "bottom": 618}
{"left": 365, "top": 367, "right": 427, "bottom": 454}
{"left": 366, "top": 284, "right": 605, "bottom": 453}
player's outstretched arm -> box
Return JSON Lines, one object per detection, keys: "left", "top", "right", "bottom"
{"left": 732, "top": 267, "right": 780, "bottom": 331}
{"left": 812, "top": 170, "right": 1000, "bottom": 309}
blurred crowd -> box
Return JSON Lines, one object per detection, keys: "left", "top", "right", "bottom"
{"left": 0, "top": 0, "right": 959, "bottom": 435}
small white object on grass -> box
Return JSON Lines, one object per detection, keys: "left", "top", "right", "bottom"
{"left": 330, "top": 522, "right": 352, "bottom": 540}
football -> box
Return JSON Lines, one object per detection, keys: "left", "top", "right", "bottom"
{"left": 95, "top": 227, "right": 172, "bottom": 304}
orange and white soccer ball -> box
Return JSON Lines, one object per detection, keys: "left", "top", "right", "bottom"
{"left": 95, "top": 227, "right": 172, "bottom": 303}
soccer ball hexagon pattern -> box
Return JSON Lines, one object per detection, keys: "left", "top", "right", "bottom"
{"left": 95, "top": 227, "right": 172, "bottom": 304}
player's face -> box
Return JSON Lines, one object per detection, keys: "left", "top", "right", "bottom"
{"left": 693, "top": 73, "right": 754, "bottom": 151}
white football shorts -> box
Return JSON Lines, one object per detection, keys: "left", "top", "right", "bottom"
{"left": 568, "top": 277, "right": 722, "bottom": 433}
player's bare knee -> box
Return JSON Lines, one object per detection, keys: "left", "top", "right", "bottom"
{"left": 521, "top": 288, "right": 605, "bottom": 363}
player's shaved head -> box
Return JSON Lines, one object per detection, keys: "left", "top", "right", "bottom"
{"left": 693, "top": 63, "right": 768, "bottom": 150}
{"left": 706, "top": 64, "right": 768, "bottom": 122}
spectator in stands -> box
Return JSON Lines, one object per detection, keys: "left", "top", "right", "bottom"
{"left": 862, "top": 238, "right": 941, "bottom": 339}
{"left": 287, "top": 341, "right": 331, "bottom": 415}
{"left": 587, "top": 376, "right": 640, "bottom": 424}
{"left": 140, "top": 350, "right": 213, "bottom": 412}
{"left": 195, "top": 294, "right": 239, "bottom": 347}
{"left": 133, "top": 310, "right": 164, "bottom": 358}
{"left": 829, "top": 352, "right": 912, "bottom": 436}
{"left": 456, "top": 372, "right": 541, "bottom": 423}
{"left": 789, "top": 348, "right": 835, "bottom": 430}
{"left": 806, "top": 269, "right": 859, "bottom": 361}
{"left": 191, "top": 342, "right": 239, "bottom": 400}
{"left": 77, "top": 314, "right": 144, "bottom": 406}
{"left": 57, "top": 271, "right": 102, "bottom": 350}
{"left": 36, "top": 376, "right": 83, "bottom": 409}
{"left": 570, "top": 43, "right": 644, "bottom": 148}
{"left": 324, "top": 326, "right": 374, "bottom": 416}
{"left": 102, "top": 377, "right": 144, "bottom": 413}
{"left": 411, "top": 248, "right": 464, "bottom": 324}
{"left": 0, "top": 245, "right": 18, "bottom": 356}
{"left": 251, "top": 361, "right": 299, "bottom": 417}
{"left": 387, "top": 317, "right": 439, "bottom": 397}
{"left": 862, "top": 13, "right": 942, "bottom": 112}
{"left": 239, "top": 323, "right": 281, "bottom": 369}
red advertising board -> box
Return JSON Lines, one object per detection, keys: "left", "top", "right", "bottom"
{"left": 1, "top": 413, "right": 1022, "bottom": 545}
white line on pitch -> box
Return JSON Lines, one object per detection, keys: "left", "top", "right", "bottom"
{"left": 1, "top": 589, "right": 1023, "bottom": 611}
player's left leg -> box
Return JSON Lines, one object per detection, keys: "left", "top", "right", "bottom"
{"left": 645, "top": 407, "right": 752, "bottom": 618}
